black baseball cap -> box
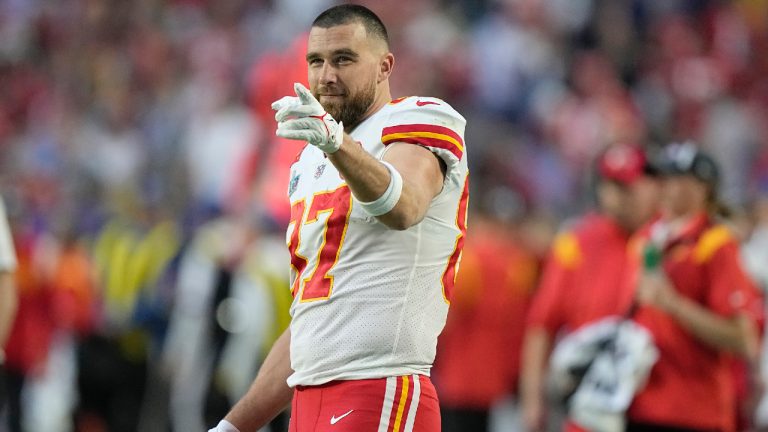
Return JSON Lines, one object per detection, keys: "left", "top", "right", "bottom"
{"left": 655, "top": 141, "right": 719, "bottom": 189}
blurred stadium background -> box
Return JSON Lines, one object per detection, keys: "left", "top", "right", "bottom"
{"left": 1, "top": 0, "right": 767, "bottom": 431}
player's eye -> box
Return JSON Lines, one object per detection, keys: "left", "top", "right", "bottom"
{"left": 308, "top": 58, "right": 324, "bottom": 67}
{"left": 335, "top": 56, "right": 353, "bottom": 65}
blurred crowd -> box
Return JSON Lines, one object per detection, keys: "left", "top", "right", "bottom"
{"left": 1, "top": 0, "right": 768, "bottom": 431}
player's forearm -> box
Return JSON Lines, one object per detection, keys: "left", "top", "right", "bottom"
{"left": 520, "top": 327, "right": 552, "bottom": 432}
{"left": 520, "top": 327, "right": 551, "bottom": 405}
{"left": 224, "top": 328, "right": 294, "bottom": 432}
{"left": 0, "top": 272, "right": 18, "bottom": 348}
{"left": 329, "top": 136, "right": 432, "bottom": 230}
{"left": 330, "top": 134, "right": 391, "bottom": 201}
{"left": 671, "top": 298, "right": 758, "bottom": 358}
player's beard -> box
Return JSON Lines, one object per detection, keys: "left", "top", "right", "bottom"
{"left": 317, "top": 80, "right": 376, "bottom": 130}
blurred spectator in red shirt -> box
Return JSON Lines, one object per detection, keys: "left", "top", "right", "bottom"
{"left": 628, "top": 142, "right": 763, "bottom": 432}
{"left": 520, "top": 143, "right": 660, "bottom": 432}
{"left": 3, "top": 220, "right": 54, "bottom": 432}
{"left": 246, "top": 33, "right": 309, "bottom": 226}
{"left": 433, "top": 186, "right": 539, "bottom": 432}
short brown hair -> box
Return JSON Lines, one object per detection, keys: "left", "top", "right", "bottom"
{"left": 312, "top": 4, "right": 389, "bottom": 48}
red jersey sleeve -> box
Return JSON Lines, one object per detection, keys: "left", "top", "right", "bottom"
{"left": 698, "top": 226, "right": 762, "bottom": 319}
{"left": 380, "top": 97, "right": 467, "bottom": 189}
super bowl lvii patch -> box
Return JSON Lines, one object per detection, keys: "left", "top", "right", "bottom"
{"left": 288, "top": 173, "right": 300, "bottom": 197}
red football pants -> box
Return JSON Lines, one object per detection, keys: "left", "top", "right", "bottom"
{"left": 288, "top": 374, "right": 440, "bottom": 432}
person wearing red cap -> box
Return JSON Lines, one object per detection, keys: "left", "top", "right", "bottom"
{"left": 626, "top": 142, "right": 763, "bottom": 432}
{"left": 520, "top": 143, "right": 660, "bottom": 432}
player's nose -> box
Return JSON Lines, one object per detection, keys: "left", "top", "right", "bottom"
{"left": 318, "top": 62, "right": 338, "bottom": 85}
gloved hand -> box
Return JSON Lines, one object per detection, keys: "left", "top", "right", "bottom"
{"left": 272, "top": 82, "right": 344, "bottom": 154}
{"left": 208, "top": 419, "right": 240, "bottom": 432}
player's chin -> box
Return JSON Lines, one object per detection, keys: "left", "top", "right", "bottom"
{"left": 320, "top": 100, "right": 343, "bottom": 117}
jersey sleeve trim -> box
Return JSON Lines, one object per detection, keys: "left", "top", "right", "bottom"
{"left": 693, "top": 225, "right": 732, "bottom": 264}
{"left": 381, "top": 124, "right": 464, "bottom": 160}
{"left": 552, "top": 232, "right": 582, "bottom": 269}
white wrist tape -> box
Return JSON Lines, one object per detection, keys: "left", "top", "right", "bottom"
{"left": 209, "top": 420, "right": 240, "bottom": 432}
{"left": 357, "top": 161, "right": 403, "bottom": 216}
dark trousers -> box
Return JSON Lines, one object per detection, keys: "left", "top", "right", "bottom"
{"left": 2, "top": 366, "right": 24, "bottom": 432}
{"left": 626, "top": 421, "right": 721, "bottom": 432}
{"left": 441, "top": 407, "right": 490, "bottom": 432}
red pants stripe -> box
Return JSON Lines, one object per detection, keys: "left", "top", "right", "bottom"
{"left": 288, "top": 375, "right": 440, "bottom": 432}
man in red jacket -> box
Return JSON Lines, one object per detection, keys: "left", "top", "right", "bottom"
{"left": 520, "top": 143, "right": 660, "bottom": 432}
{"left": 628, "top": 142, "right": 763, "bottom": 432}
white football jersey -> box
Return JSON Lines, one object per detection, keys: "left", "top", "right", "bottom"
{"left": 285, "top": 96, "right": 469, "bottom": 386}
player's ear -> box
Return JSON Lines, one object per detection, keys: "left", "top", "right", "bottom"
{"left": 378, "top": 52, "right": 394, "bottom": 83}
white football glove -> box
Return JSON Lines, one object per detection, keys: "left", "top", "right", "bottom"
{"left": 208, "top": 420, "right": 240, "bottom": 432}
{"left": 272, "top": 82, "right": 344, "bottom": 154}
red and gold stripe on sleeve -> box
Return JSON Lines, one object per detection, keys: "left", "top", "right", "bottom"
{"left": 381, "top": 124, "right": 464, "bottom": 160}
